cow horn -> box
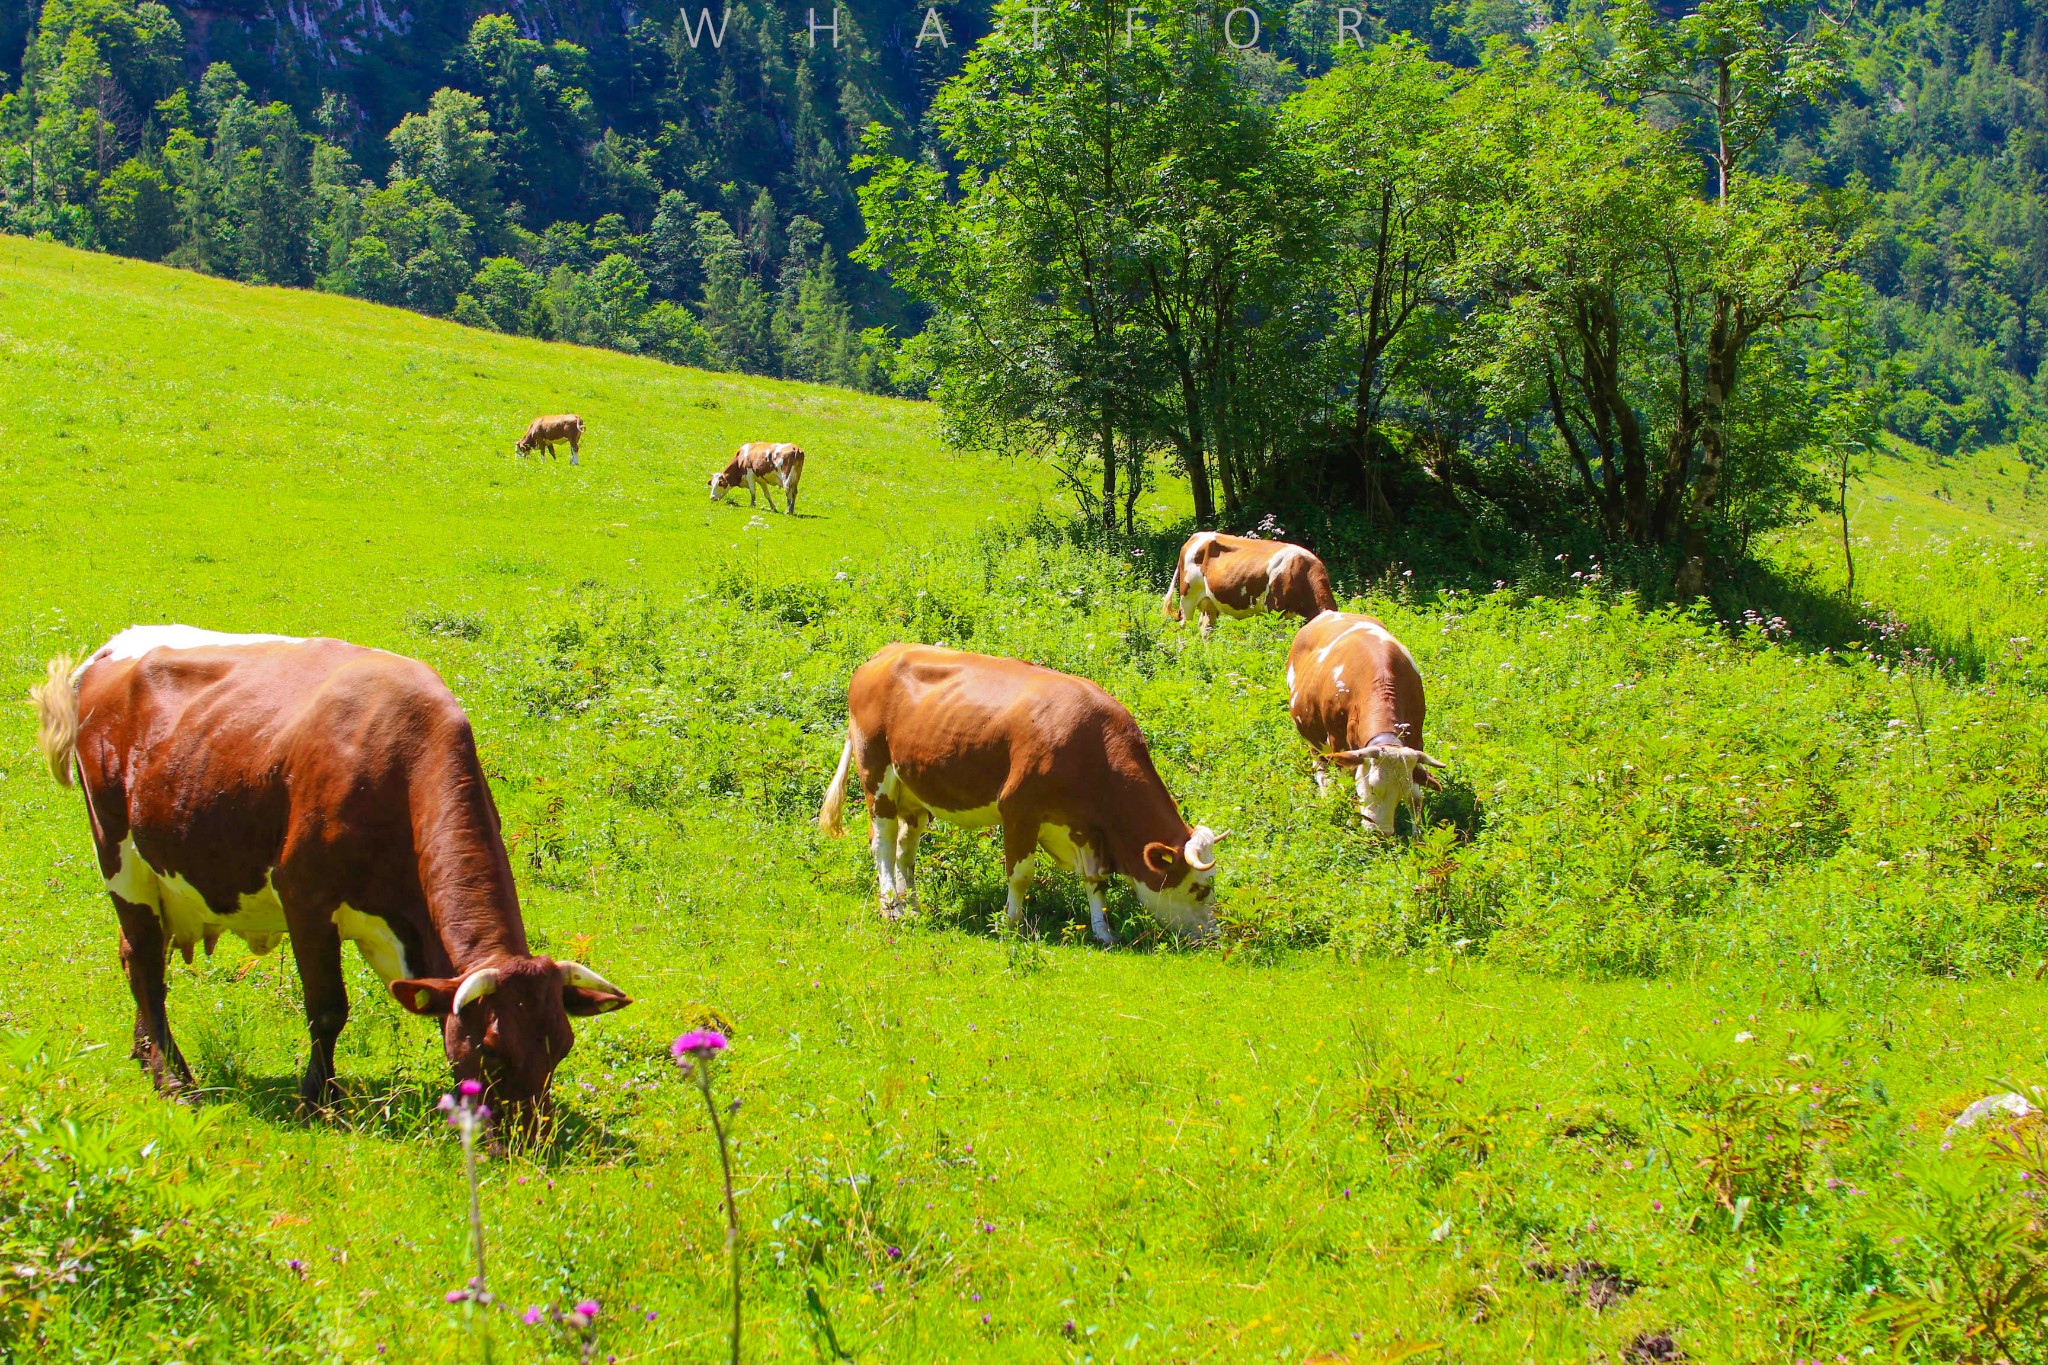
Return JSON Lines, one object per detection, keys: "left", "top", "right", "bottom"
{"left": 1416, "top": 751, "right": 1448, "bottom": 770}
{"left": 452, "top": 967, "right": 500, "bottom": 1014}
{"left": 558, "top": 960, "right": 623, "bottom": 996}
{"left": 1184, "top": 826, "right": 1219, "bottom": 872}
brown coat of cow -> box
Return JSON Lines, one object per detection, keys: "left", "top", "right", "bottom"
{"left": 1164, "top": 532, "right": 1338, "bottom": 636}
{"left": 31, "top": 627, "right": 630, "bottom": 1115}
{"left": 516, "top": 414, "right": 584, "bottom": 464}
{"left": 817, "top": 643, "right": 1222, "bottom": 944}
{"left": 1286, "top": 612, "right": 1446, "bottom": 835}
{"left": 710, "top": 441, "right": 805, "bottom": 514}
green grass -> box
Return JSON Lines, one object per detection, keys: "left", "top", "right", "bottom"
{"left": 5, "top": 236, "right": 2048, "bottom": 1362}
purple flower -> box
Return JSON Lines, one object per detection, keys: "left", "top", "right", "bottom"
{"left": 576, "top": 1300, "right": 600, "bottom": 1318}
{"left": 523, "top": 1306, "right": 544, "bottom": 1326}
{"left": 672, "top": 1030, "right": 728, "bottom": 1061}
{"left": 446, "top": 1289, "right": 469, "bottom": 1304}
{"left": 459, "top": 1078, "right": 484, "bottom": 1098}
{"left": 886, "top": 1246, "right": 902, "bottom": 1259}
{"left": 287, "top": 1258, "right": 304, "bottom": 1277}
{"left": 645, "top": 1310, "right": 658, "bottom": 1321}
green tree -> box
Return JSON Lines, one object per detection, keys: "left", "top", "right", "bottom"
{"left": 1288, "top": 37, "right": 1477, "bottom": 522}
{"left": 96, "top": 154, "right": 171, "bottom": 257}
{"left": 387, "top": 88, "right": 501, "bottom": 247}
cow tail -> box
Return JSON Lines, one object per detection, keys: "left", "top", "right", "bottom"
{"left": 818, "top": 732, "right": 854, "bottom": 837}
{"left": 1162, "top": 552, "right": 1185, "bottom": 621}
{"left": 31, "top": 655, "right": 79, "bottom": 788}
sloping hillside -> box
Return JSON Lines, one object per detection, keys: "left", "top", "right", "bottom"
{"left": 4, "top": 240, "right": 2048, "bottom": 1362}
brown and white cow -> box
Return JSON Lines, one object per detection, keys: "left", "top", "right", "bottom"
{"left": 710, "top": 441, "right": 805, "bottom": 515}
{"left": 817, "top": 643, "right": 1225, "bottom": 945}
{"left": 31, "top": 626, "right": 631, "bottom": 1117}
{"left": 1286, "top": 611, "right": 1446, "bottom": 835}
{"left": 1164, "top": 532, "right": 1338, "bottom": 636}
{"left": 516, "top": 414, "right": 584, "bottom": 465}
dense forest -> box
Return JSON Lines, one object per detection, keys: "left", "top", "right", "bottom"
{"left": 0, "top": 0, "right": 2044, "bottom": 585}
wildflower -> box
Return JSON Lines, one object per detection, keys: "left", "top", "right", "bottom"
{"left": 671, "top": 1031, "right": 729, "bottom": 1064}
{"left": 523, "top": 1306, "right": 545, "bottom": 1326}
{"left": 446, "top": 1289, "right": 470, "bottom": 1304}
{"left": 287, "top": 1258, "right": 304, "bottom": 1278}
{"left": 1651, "top": 1200, "right": 1663, "bottom": 1212}
{"left": 886, "top": 1246, "right": 902, "bottom": 1260}
{"left": 576, "top": 1300, "right": 600, "bottom": 1318}
{"left": 460, "top": 1078, "right": 483, "bottom": 1098}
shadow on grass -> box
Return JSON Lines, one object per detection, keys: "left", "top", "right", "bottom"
{"left": 1028, "top": 459, "right": 2031, "bottom": 689}
{"left": 188, "top": 1069, "right": 637, "bottom": 1163}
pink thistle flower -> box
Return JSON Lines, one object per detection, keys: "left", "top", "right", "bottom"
{"left": 459, "top": 1079, "right": 484, "bottom": 1098}
{"left": 522, "top": 1306, "right": 544, "bottom": 1326}
{"left": 445, "top": 1289, "right": 469, "bottom": 1304}
{"left": 672, "top": 1030, "right": 728, "bottom": 1061}
{"left": 576, "top": 1300, "right": 600, "bottom": 1317}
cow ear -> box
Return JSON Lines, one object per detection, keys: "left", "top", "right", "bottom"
{"left": 1415, "top": 767, "right": 1444, "bottom": 792}
{"left": 391, "top": 977, "right": 461, "bottom": 1016}
{"left": 1141, "top": 841, "right": 1180, "bottom": 877}
{"left": 563, "top": 985, "right": 633, "bottom": 1017}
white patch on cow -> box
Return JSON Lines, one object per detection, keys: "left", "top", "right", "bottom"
{"left": 1035, "top": 823, "right": 1106, "bottom": 878}
{"left": 1285, "top": 662, "right": 1297, "bottom": 693}
{"left": 109, "top": 836, "right": 288, "bottom": 958}
{"left": 1262, "top": 545, "right": 1309, "bottom": 607}
{"left": 333, "top": 907, "right": 409, "bottom": 984}
{"left": 91, "top": 625, "right": 303, "bottom": 670}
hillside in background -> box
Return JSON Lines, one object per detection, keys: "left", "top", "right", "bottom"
{"left": 0, "top": 0, "right": 2042, "bottom": 470}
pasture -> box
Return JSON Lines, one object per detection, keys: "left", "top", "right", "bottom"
{"left": 4, "top": 236, "right": 2048, "bottom": 1362}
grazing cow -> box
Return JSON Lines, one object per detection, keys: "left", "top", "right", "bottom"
{"left": 1285, "top": 611, "right": 1446, "bottom": 835}
{"left": 516, "top": 414, "right": 584, "bottom": 465}
{"left": 30, "top": 626, "right": 631, "bottom": 1118}
{"left": 1164, "top": 532, "right": 1338, "bottom": 636}
{"left": 710, "top": 442, "right": 805, "bottom": 515}
{"left": 817, "top": 643, "right": 1225, "bottom": 945}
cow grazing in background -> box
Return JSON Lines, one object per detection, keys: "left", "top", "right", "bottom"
{"left": 516, "top": 414, "right": 584, "bottom": 464}
{"left": 1165, "top": 532, "right": 1338, "bottom": 636}
{"left": 31, "top": 626, "right": 631, "bottom": 1118}
{"left": 817, "top": 643, "right": 1225, "bottom": 945}
{"left": 1286, "top": 612, "right": 1447, "bottom": 835}
{"left": 711, "top": 441, "right": 805, "bottom": 514}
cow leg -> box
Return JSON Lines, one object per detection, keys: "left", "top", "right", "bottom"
{"left": 1000, "top": 821, "right": 1038, "bottom": 930}
{"left": 289, "top": 920, "right": 350, "bottom": 1112}
{"left": 111, "top": 895, "right": 193, "bottom": 1096}
{"left": 568, "top": 432, "right": 580, "bottom": 466}
{"left": 1312, "top": 756, "right": 1331, "bottom": 798}
{"left": 870, "top": 812, "right": 902, "bottom": 918}
{"left": 893, "top": 813, "right": 926, "bottom": 915}
{"left": 1198, "top": 606, "right": 1217, "bottom": 640}
{"left": 761, "top": 480, "right": 785, "bottom": 514}
{"left": 784, "top": 471, "right": 798, "bottom": 515}
{"left": 1084, "top": 879, "right": 1116, "bottom": 947}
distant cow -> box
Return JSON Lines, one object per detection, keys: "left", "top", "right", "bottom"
{"left": 1286, "top": 612, "right": 1446, "bottom": 835}
{"left": 711, "top": 442, "right": 805, "bottom": 514}
{"left": 31, "top": 626, "right": 631, "bottom": 1118}
{"left": 817, "top": 643, "right": 1225, "bottom": 945}
{"left": 517, "top": 414, "right": 584, "bottom": 464}
{"left": 1165, "top": 532, "right": 1337, "bottom": 636}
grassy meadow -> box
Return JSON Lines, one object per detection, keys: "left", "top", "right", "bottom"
{"left": 4, "top": 235, "right": 2048, "bottom": 1363}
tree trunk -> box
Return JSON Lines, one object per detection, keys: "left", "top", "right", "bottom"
{"left": 1675, "top": 292, "right": 1747, "bottom": 598}
{"left": 1099, "top": 418, "right": 1117, "bottom": 534}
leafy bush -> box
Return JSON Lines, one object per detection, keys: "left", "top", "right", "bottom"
{"left": 0, "top": 1034, "right": 287, "bottom": 1360}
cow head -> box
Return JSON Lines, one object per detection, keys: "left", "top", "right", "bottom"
{"left": 1136, "top": 826, "right": 1228, "bottom": 938}
{"left": 391, "top": 957, "right": 631, "bottom": 1121}
{"left": 1329, "top": 745, "right": 1446, "bottom": 835}
{"left": 709, "top": 471, "right": 733, "bottom": 499}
